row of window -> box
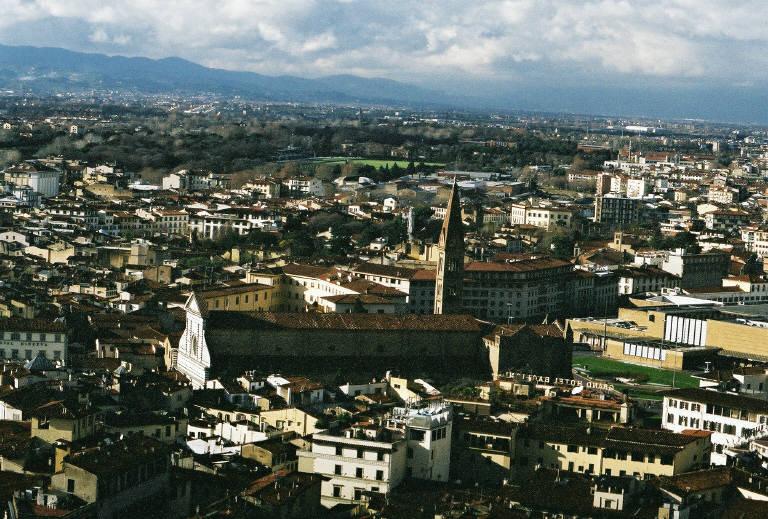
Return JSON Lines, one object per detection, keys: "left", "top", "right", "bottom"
{"left": 517, "top": 458, "right": 662, "bottom": 479}
{"left": 334, "top": 446, "right": 386, "bottom": 461}
{"left": 331, "top": 485, "right": 380, "bottom": 500}
{"left": 431, "top": 427, "right": 448, "bottom": 441}
{"left": 667, "top": 399, "right": 701, "bottom": 412}
{"left": 667, "top": 412, "right": 757, "bottom": 438}
{"left": 1, "top": 332, "right": 62, "bottom": 342}
{"left": 211, "top": 292, "right": 269, "bottom": 308}
{"left": 334, "top": 464, "right": 385, "bottom": 481}
{"left": 0, "top": 349, "right": 61, "bottom": 360}
{"left": 117, "top": 425, "right": 177, "bottom": 439}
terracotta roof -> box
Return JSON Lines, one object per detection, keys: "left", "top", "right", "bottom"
{"left": 205, "top": 311, "right": 482, "bottom": 332}
{"left": 353, "top": 262, "right": 418, "bottom": 280}
{"left": 66, "top": 436, "right": 170, "bottom": 477}
{"left": 490, "top": 323, "right": 564, "bottom": 339}
{"left": 339, "top": 279, "right": 407, "bottom": 296}
{"left": 517, "top": 423, "right": 705, "bottom": 455}
{"left": 0, "top": 318, "right": 66, "bottom": 332}
{"left": 197, "top": 283, "right": 272, "bottom": 298}
{"left": 466, "top": 257, "right": 570, "bottom": 272}
{"left": 241, "top": 470, "right": 322, "bottom": 505}
{"left": 656, "top": 467, "right": 732, "bottom": 495}
{"left": 282, "top": 263, "right": 336, "bottom": 279}
{"left": 722, "top": 496, "right": 768, "bottom": 519}
{"left": 411, "top": 269, "right": 436, "bottom": 280}
{"left": 321, "top": 294, "right": 394, "bottom": 304}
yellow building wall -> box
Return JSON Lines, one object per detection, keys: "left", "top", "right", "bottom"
{"left": 31, "top": 414, "right": 98, "bottom": 445}
{"left": 705, "top": 320, "right": 768, "bottom": 359}
{"left": 203, "top": 287, "right": 276, "bottom": 312}
{"left": 617, "top": 308, "right": 667, "bottom": 338}
{"left": 259, "top": 408, "right": 319, "bottom": 437}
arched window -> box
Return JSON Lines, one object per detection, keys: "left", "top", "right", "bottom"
{"left": 191, "top": 336, "right": 198, "bottom": 357}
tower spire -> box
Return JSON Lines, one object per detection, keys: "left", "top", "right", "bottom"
{"left": 434, "top": 180, "right": 464, "bottom": 314}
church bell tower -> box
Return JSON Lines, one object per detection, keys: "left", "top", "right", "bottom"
{"left": 434, "top": 180, "right": 464, "bottom": 314}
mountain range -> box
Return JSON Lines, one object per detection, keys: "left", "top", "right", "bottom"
{"left": 3, "top": 44, "right": 767, "bottom": 123}
{"left": 0, "top": 44, "right": 452, "bottom": 107}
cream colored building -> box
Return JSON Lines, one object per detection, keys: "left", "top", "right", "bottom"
{"left": 299, "top": 430, "right": 407, "bottom": 508}
{"left": 299, "top": 401, "right": 452, "bottom": 508}
{"left": 509, "top": 202, "right": 573, "bottom": 230}
{"left": 512, "top": 423, "right": 711, "bottom": 480}
{"left": 259, "top": 407, "right": 321, "bottom": 437}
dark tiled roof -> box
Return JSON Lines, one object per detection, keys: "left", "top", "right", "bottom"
{"left": 338, "top": 279, "right": 407, "bottom": 296}
{"left": 605, "top": 427, "right": 701, "bottom": 448}
{"left": 282, "top": 263, "right": 336, "bottom": 278}
{"left": 352, "top": 262, "right": 418, "bottom": 279}
{"left": 722, "top": 496, "right": 768, "bottom": 519}
{"left": 321, "top": 294, "right": 394, "bottom": 304}
{"left": 0, "top": 318, "right": 66, "bottom": 332}
{"left": 466, "top": 257, "right": 571, "bottom": 272}
{"left": 516, "top": 423, "right": 607, "bottom": 446}
{"left": 205, "top": 311, "right": 482, "bottom": 332}
{"left": 103, "top": 412, "right": 178, "bottom": 427}
{"left": 665, "top": 387, "right": 768, "bottom": 414}
{"left": 66, "top": 436, "right": 170, "bottom": 477}
{"left": 492, "top": 323, "right": 564, "bottom": 339}
{"left": 198, "top": 283, "right": 272, "bottom": 298}
{"left": 517, "top": 423, "right": 705, "bottom": 455}
{"left": 656, "top": 467, "right": 733, "bottom": 495}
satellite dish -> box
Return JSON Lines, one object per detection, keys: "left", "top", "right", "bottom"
{"left": 572, "top": 386, "right": 585, "bottom": 395}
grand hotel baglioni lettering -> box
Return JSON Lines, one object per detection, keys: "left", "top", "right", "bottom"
{"left": 505, "top": 372, "right": 615, "bottom": 391}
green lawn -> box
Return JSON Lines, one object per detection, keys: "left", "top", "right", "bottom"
{"left": 306, "top": 156, "right": 445, "bottom": 169}
{"left": 573, "top": 354, "right": 699, "bottom": 389}
{"left": 614, "top": 385, "right": 664, "bottom": 401}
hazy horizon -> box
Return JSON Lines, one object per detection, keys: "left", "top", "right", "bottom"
{"left": 2, "top": 1, "right": 767, "bottom": 123}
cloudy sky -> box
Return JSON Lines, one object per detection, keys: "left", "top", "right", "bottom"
{"left": 2, "top": 0, "right": 767, "bottom": 121}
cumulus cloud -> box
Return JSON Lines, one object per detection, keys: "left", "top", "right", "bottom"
{"left": 89, "top": 28, "right": 131, "bottom": 46}
{"left": 0, "top": 0, "right": 766, "bottom": 86}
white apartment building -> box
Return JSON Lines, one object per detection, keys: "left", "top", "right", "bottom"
{"left": 707, "top": 185, "right": 739, "bottom": 204}
{"left": 281, "top": 263, "right": 409, "bottom": 312}
{"left": 625, "top": 177, "right": 650, "bottom": 199}
{"left": 351, "top": 263, "right": 415, "bottom": 294}
{"left": 299, "top": 401, "right": 453, "bottom": 508}
{"left": 300, "top": 431, "right": 406, "bottom": 508}
{"left": 610, "top": 174, "right": 628, "bottom": 195}
{"left": 0, "top": 319, "right": 68, "bottom": 364}
{"left": 243, "top": 178, "right": 282, "bottom": 199}
{"left": 386, "top": 403, "right": 452, "bottom": 482}
{"left": 282, "top": 264, "right": 357, "bottom": 310}
{"left": 662, "top": 387, "right": 768, "bottom": 464}
{"left": 741, "top": 227, "right": 768, "bottom": 257}
{"left": 188, "top": 207, "right": 280, "bottom": 238}
{"left": 616, "top": 266, "right": 680, "bottom": 295}
{"left": 3, "top": 161, "right": 60, "bottom": 198}
{"left": 509, "top": 203, "right": 573, "bottom": 230}
{"left": 152, "top": 209, "right": 189, "bottom": 235}
{"left": 283, "top": 176, "right": 324, "bottom": 197}
{"left": 703, "top": 210, "right": 749, "bottom": 232}
{"left": 162, "top": 170, "right": 231, "bottom": 191}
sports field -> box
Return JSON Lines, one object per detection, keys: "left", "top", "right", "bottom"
{"left": 306, "top": 156, "right": 445, "bottom": 169}
{"left": 573, "top": 354, "right": 699, "bottom": 388}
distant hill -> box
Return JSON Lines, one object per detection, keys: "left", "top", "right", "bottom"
{"left": 0, "top": 44, "right": 448, "bottom": 106}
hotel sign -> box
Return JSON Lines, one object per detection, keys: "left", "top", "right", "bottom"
{"left": 505, "top": 372, "right": 615, "bottom": 391}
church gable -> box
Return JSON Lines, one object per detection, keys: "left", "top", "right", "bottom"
{"left": 176, "top": 298, "right": 212, "bottom": 388}
{"left": 184, "top": 292, "right": 208, "bottom": 317}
